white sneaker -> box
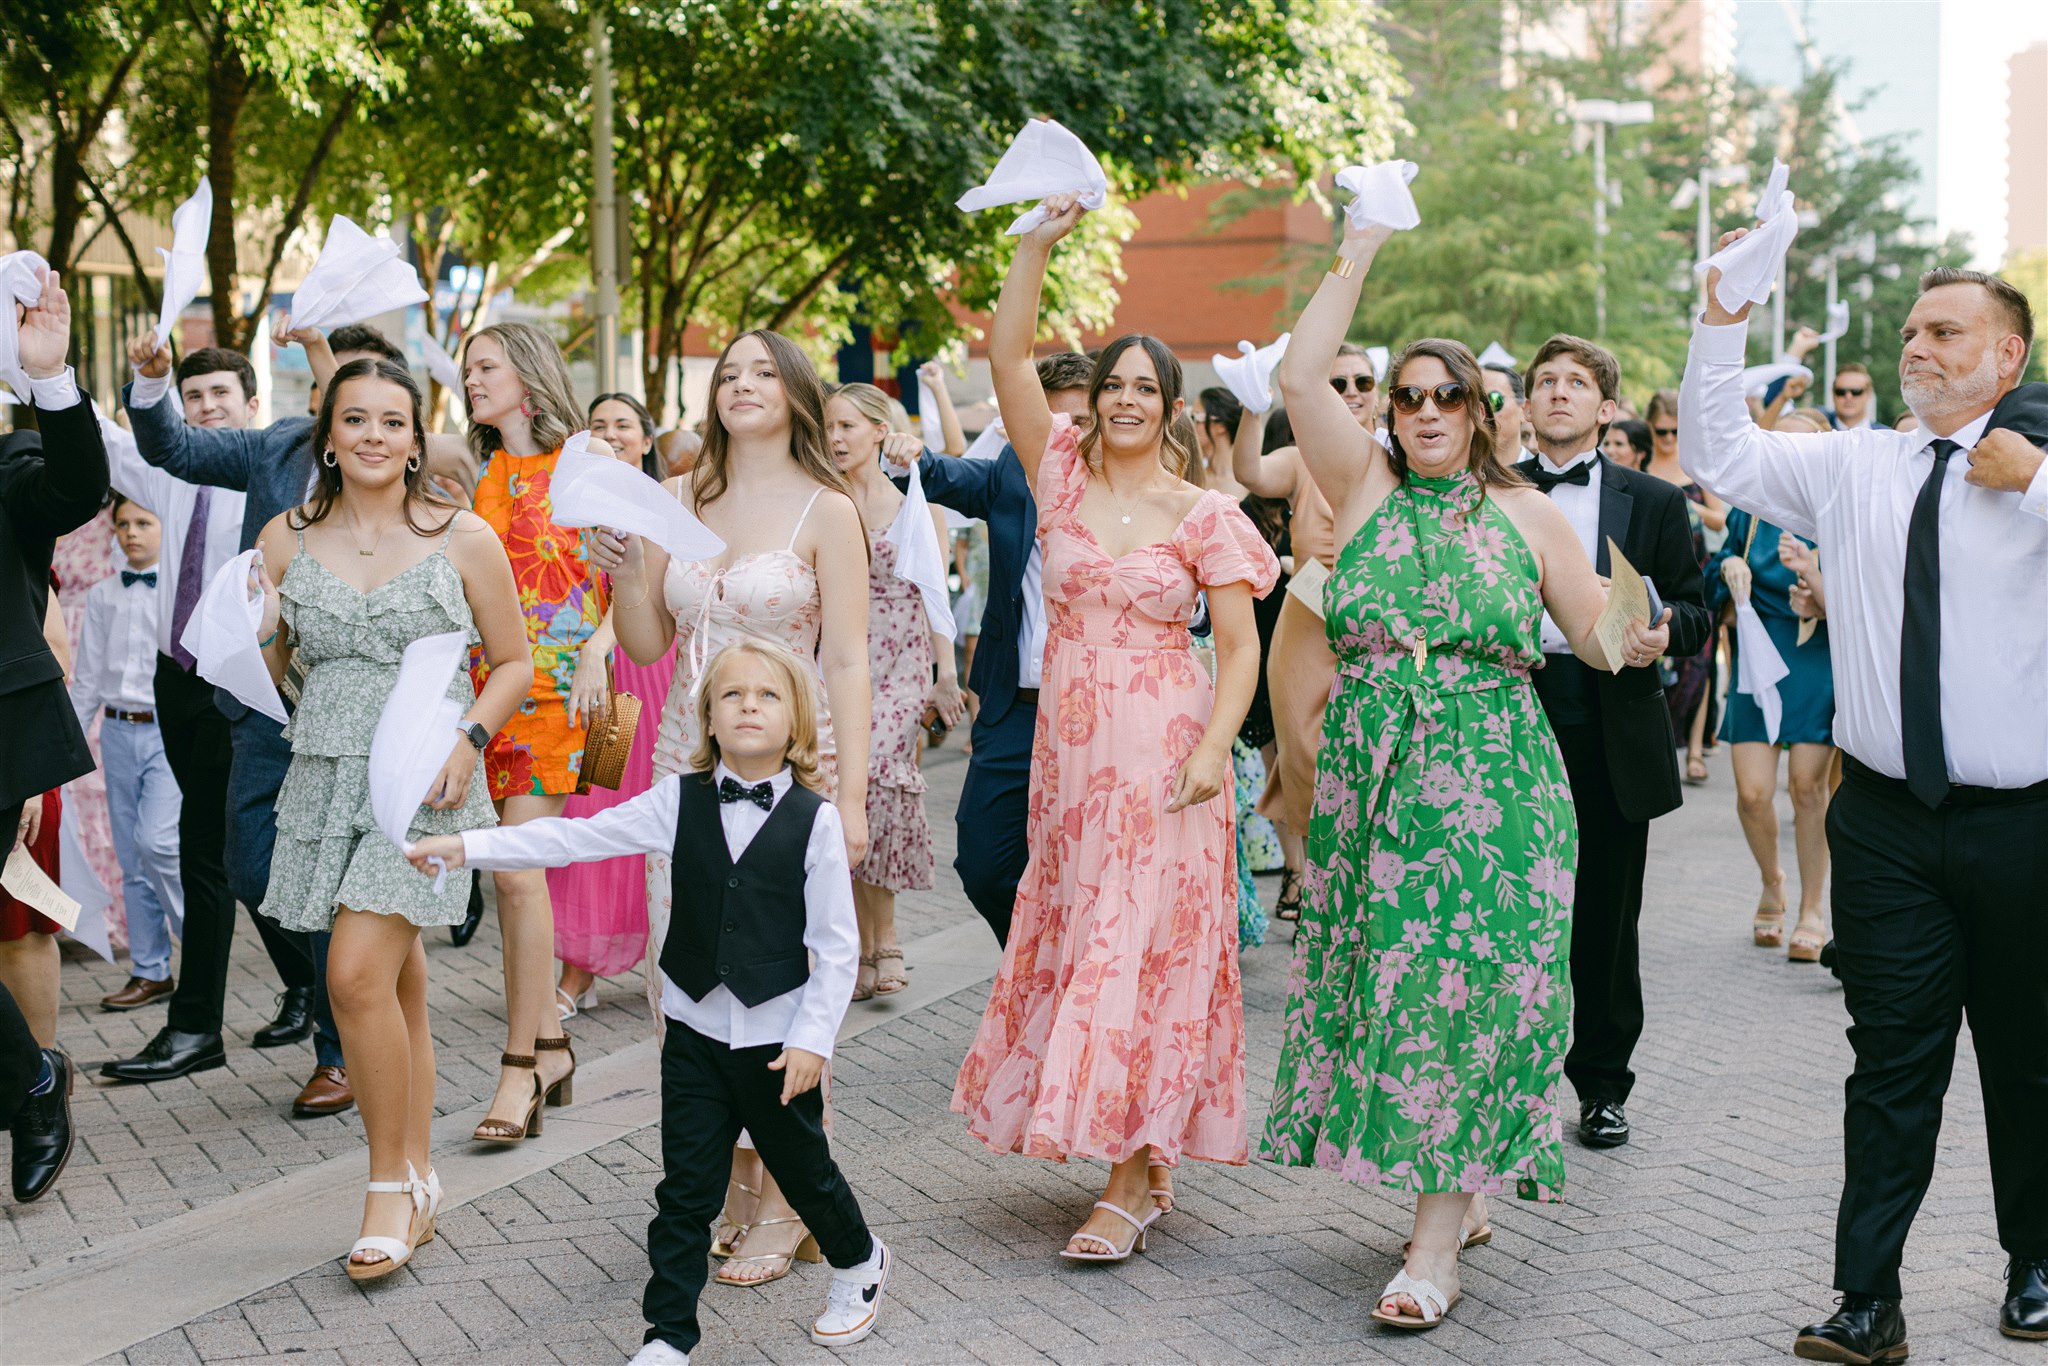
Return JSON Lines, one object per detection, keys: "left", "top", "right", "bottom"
{"left": 626, "top": 1339, "right": 689, "bottom": 1366}
{"left": 810, "top": 1236, "right": 889, "bottom": 1347}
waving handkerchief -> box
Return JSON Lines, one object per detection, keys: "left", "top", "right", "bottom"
{"left": 421, "top": 328, "right": 461, "bottom": 391}
{"left": 547, "top": 430, "right": 726, "bottom": 565}
{"left": 154, "top": 177, "right": 212, "bottom": 346}
{"left": 180, "top": 549, "right": 288, "bottom": 724}
{"left": 957, "top": 118, "right": 1109, "bottom": 235}
{"left": 285, "top": 215, "right": 429, "bottom": 333}
{"left": 1818, "top": 299, "right": 1851, "bottom": 344}
{"left": 1334, "top": 160, "right": 1421, "bottom": 232}
{"left": 1212, "top": 334, "right": 1290, "bottom": 416}
{"left": 1698, "top": 159, "right": 1798, "bottom": 313}
{"left": 1477, "top": 341, "right": 1518, "bottom": 372}
{"left": 1366, "top": 345, "right": 1390, "bottom": 384}
{"left": 1742, "top": 361, "right": 1813, "bottom": 399}
{"left": 0, "top": 250, "right": 49, "bottom": 402}
{"left": 882, "top": 459, "right": 957, "bottom": 639}
{"left": 1732, "top": 600, "right": 1791, "bottom": 743}
{"left": 371, "top": 631, "right": 468, "bottom": 890}
{"left": 962, "top": 417, "right": 1008, "bottom": 463}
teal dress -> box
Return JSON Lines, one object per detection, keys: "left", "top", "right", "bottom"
{"left": 261, "top": 526, "right": 496, "bottom": 931}
{"left": 1706, "top": 508, "right": 1834, "bottom": 746}
{"left": 1263, "top": 472, "right": 1577, "bottom": 1202}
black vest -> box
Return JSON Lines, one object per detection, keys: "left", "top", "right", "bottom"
{"left": 662, "top": 771, "right": 823, "bottom": 1007}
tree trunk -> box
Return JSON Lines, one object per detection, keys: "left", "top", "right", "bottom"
{"left": 203, "top": 32, "right": 250, "bottom": 348}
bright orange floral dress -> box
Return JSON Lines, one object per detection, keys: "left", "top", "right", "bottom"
{"left": 951, "top": 416, "right": 1279, "bottom": 1167}
{"left": 468, "top": 445, "right": 609, "bottom": 798}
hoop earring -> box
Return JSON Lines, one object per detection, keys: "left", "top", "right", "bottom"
{"left": 321, "top": 448, "right": 337, "bottom": 468}
{"left": 519, "top": 394, "right": 535, "bottom": 418}
{"left": 406, "top": 454, "right": 422, "bottom": 473}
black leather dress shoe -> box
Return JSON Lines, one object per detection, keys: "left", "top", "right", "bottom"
{"left": 1819, "top": 937, "right": 1840, "bottom": 979}
{"left": 253, "top": 986, "right": 314, "bottom": 1048}
{"left": 1794, "top": 1293, "right": 1907, "bottom": 1362}
{"left": 10, "top": 1049, "right": 74, "bottom": 1202}
{"left": 99, "top": 1028, "right": 226, "bottom": 1083}
{"left": 449, "top": 877, "right": 485, "bottom": 947}
{"left": 2002, "top": 1257, "right": 2048, "bottom": 1340}
{"left": 1577, "top": 1099, "right": 1630, "bottom": 1148}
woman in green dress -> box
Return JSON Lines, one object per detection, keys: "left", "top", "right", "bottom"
{"left": 1261, "top": 220, "right": 1670, "bottom": 1330}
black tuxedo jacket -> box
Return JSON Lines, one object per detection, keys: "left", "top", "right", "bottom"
{"left": 1530, "top": 456, "right": 1713, "bottom": 823}
{"left": 913, "top": 445, "right": 1039, "bottom": 727}
{"left": 0, "top": 394, "right": 110, "bottom": 808}
{"left": 1985, "top": 381, "right": 2048, "bottom": 446}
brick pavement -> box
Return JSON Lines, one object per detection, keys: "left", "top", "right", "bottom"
{"left": 12, "top": 745, "right": 2032, "bottom": 1364}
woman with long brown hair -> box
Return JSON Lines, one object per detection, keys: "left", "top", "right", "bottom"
{"left": 592, "top": 327, "right": 871, "bottom": 1289}
{"left": 251, "top": 358, "right": 531, "bottom": 1277}
{"left": 949, "top": 193, "right": 1279, "bottom": 1262}
{"left": 1259, "top": 216, "right": 1665, "bottom": 1329}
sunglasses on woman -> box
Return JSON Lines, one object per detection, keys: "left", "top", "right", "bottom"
{"left": 1330, "top": 374, "right": 1376, "bottom": 394}
{"left": 1389, "top": 382, "right": 1469, "bottom": 415}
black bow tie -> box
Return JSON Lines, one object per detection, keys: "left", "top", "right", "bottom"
{"left": 121, "top": 570, "right": 158, "bottom": 588}
{"left": 718, "top": 776, "right": 775, "bottom": 811}
{"left": 1519, "top": 458, "right": 1595, "bottom": 493}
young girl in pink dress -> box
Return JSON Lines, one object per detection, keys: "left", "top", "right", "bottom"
{"left": 950, "top": 192, "right": 1279, "bottom": 1261}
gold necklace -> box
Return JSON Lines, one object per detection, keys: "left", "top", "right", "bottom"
{"left": 343, "top": 507, "right": 400, "bottom": 558}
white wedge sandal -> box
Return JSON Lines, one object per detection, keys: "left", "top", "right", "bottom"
{"left": 345, "top": 1172, "right": 427, "bottom": 1282}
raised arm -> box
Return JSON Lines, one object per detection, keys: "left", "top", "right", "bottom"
{"left": 991, "top": 192, "right": 1090, "bottom": 490}
{"left": 1230, "top": 402, "right": 1301, "bottom": 501}
{"left": 1273, "top": 219, "right": 1393, "bottom": 518}
{"left": 919, "top": 360, "right": 969, "bottom": 455}
{"left": 4, "top": 270, "right": 110, "bottom": 540}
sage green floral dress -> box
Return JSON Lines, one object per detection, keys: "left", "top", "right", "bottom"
{"left": 261, "top": 526, "right": 496, "bottom": 931}
{"left": 1261, "top": 471, "right": 1577, "bottom": 1202}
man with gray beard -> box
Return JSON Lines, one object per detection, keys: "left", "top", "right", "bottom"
{"left": 1681, "top": 253, "right": 2048, "bottom": 1361}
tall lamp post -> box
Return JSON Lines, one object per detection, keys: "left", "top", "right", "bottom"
{"left": 1671, "top": 164, "right": 1750, "bottom": 316}
{"left": 1571, "top": 98, "right": 1654, "bottom": 340}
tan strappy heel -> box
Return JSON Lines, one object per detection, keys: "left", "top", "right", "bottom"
{"left": 711, "top": 1178, "right": 761, "bottom": 1259}
{"left": 472, "top": 1052, "right": 544, "bottom": 1143}
{"left": 536, "top": 1033, "right": 575, "bottom": 1107}
{"left": 714, "top": 1215, "right": 821, "bottom": 1287}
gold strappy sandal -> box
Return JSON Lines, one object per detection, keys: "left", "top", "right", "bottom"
{"left": 713, "top": 1216, "right": 820, "bottom": 1287}
{"left": 711, "top": 1179, "right": 760, "bottom": 1259}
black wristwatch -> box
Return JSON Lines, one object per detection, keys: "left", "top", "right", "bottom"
{"left": 458, "top": 721, "right": 492, "bottom": 751}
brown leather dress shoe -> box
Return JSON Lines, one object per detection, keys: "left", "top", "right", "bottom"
{"left": 291, "top": 1065, "right": 354, "bottom": 1118}
{"left": 100, "top": 975, "right": 174, "bottom": 1011}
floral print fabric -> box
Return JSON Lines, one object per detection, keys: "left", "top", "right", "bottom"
{"left": 952, "top": 417, "right": 1278, "bottom": 1166}
{"left": 1262, "top": 473, "right": 1577, "bottom": 1202}
{"left": 853, "top": 534, "right": 934, "bottom": 893}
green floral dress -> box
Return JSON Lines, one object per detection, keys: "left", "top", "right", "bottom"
{"left": 1261, "top": 472, "right": 1577, "bottom": 1202}
{"left": 262, "top": 526, "right": 496, "bottom": 932}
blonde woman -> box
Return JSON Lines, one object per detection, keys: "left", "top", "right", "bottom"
{"left": 592, "top": 328, "right": 871, "bottom": 1289}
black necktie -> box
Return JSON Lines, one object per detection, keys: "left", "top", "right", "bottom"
{"left": 1900, "top": 439, "right": 1957, "bottom": 808}
{"left": 1518, "top": 459, "right": 1593, "bottom": 493}
{"left": 121, "top": 570, "right": 157, "bottom": 588}
{"left": 718, "top": 776, "right": 775, "bottom": 812}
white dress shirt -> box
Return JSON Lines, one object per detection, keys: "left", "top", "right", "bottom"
{"left": 1681, "top": 316, "right": 2048, "bottom": 787}
{"left": 97, "top": 397, "right": 247, "bottom": 660}
{"left": 69, "top": 564, "right": 162, "bottom": 728}
{"left": 1532, "top": 449, "right": 1602, "bottom": 655}
{"left": 1019, "top": 541, "right": 1047, "bottom": 689}
{"left": 460, "top": 763, "right": 858, "bottom": 1059}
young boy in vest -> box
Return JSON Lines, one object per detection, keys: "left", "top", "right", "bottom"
{"left": 410, "top": 638, "right": 888, "bottom": 1363}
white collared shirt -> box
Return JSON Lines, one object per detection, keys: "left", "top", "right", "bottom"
{"left": 99, "top": 388, "right": 247, "bottom": 660}
{"left": 459, "top": 763, "right": 857, "bottom": 1058}
{"left": 69, "top": 562, "right": 162, "bottom": 728}
{"left": 1681, "top": 316, "right": 2048, "bottom": 787}
{"left": 1018, "top": 541, "right": 1046, "bottom": 689}
{"left": 1531, "top": 449, "right": 1603, "bottom": 654}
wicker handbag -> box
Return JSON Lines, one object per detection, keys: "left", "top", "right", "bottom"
{"left": 575, "top": 659, "right": 642, "bottom": 793}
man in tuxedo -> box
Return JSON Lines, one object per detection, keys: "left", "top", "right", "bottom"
{"left": 912, "top": 351, "right": 1091, "bottom": 946}
{"left": 0, "top": 265, "right": 107, "bottom": 1201}
{"left": 1518, "top": 334, "right": 1712, "bottom": 1152}
{"left": 1685, "top": 256, "right": 2048, "bottom": 1359}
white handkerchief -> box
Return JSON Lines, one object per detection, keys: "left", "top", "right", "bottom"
{"left": 546, "top": 430, "right": 727, "bottom": 565}
{"left": 1733, "top": 600, "right": 1791, "bottom": 743}
{"left": 957, "top": 119, "right": 1109, "bottom": 235}
{"left": 154, "top": 178, "right": 212, "bottom": 346}
{"left": 1211, "top": 334, "right": 1290, "bottom": 415}
{"left": 962, "top": 418, "right": 1008, "bottom": 462}
{"left": 1333, "top": 160, "right": 1421, "bottom": 231}
{"left": 1818, "top": 299, "right": 1851, "bottom": 344}
{"left": 286, "top": 215, "right": 429, "bottom": 333}
{"left": 421, "top": 328, "right": 461, "bottom": 390}
{"left": 0, "top": 249, "right": 49, "bottom": 402}
{"left": 56, "top": 799, "right": 114, "bottom": 961}
{"left": 1366, "top": 346, "right": 1390, "bottom": 383}
{"left": 181, "top": 549, "right": 288, "bottom": 724}
{"left": 371, "top": 631, "right": 467, "bottom": 890}
{"left": 1477, "top": 341, "right": 1518, "bottom": 372}
{"left": 1741, "top": 361, "right": 1813, "bottom": 399}
{"left": 882, "top": 459, "right": 957, "bottom": 639}
{"left": 1697, "top": 159, "right": 1798, "bottom": 313}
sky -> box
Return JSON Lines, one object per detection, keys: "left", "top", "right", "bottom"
{"left": 1935, "top": 0, "right": 2048, "bottom": 265}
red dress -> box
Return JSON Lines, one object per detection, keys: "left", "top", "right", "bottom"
{"left": 0, "top": 790, "right": 64, "bottom": 941}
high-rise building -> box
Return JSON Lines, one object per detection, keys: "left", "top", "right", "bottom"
{"left": 2009, "top": 41, "right": 2048, "bottom": 257}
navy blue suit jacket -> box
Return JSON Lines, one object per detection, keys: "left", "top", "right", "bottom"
{"left": 916, "top": 445, "right": 1037, "bottom": 727}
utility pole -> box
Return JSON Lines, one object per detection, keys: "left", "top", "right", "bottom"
{"left": 1572, "top": 99, "right": 1653, "bottom": 341}
{"left": 590, "top": 3, "right": 619, "bottom": 394}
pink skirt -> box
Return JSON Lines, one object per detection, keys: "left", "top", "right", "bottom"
{"left": 549, "top": 647, "right": 675, "bottom": 977}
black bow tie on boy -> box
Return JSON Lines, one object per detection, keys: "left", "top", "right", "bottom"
{"left": 121, "top": 570, "right": 158, "bottom": 588}
{"left": 718, "top": 776, "right": 775, "bottom": 811}
{"left": 1517, "top": 458, "right": 1594, "bottom": 493}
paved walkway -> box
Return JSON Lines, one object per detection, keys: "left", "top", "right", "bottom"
{"left": 1, "top": 745, "right": 2030, "bottom": 1364}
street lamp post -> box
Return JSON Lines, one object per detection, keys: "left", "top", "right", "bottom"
{"left": 1572, "top": 99, "right": 1654, "bottom": 340}
{"left": 1672, "top": 164, "right": 1749, "bottom": 316}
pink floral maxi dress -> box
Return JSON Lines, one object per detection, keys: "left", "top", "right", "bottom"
{"left": 952, "top": 418, "right": 1278, "bottom": 1166}
{"left": 1261, "top": 471, "right": 1577, "bottom": 1201}
{"left": 853, "top": 533, "right": 934, "bottom": 892}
